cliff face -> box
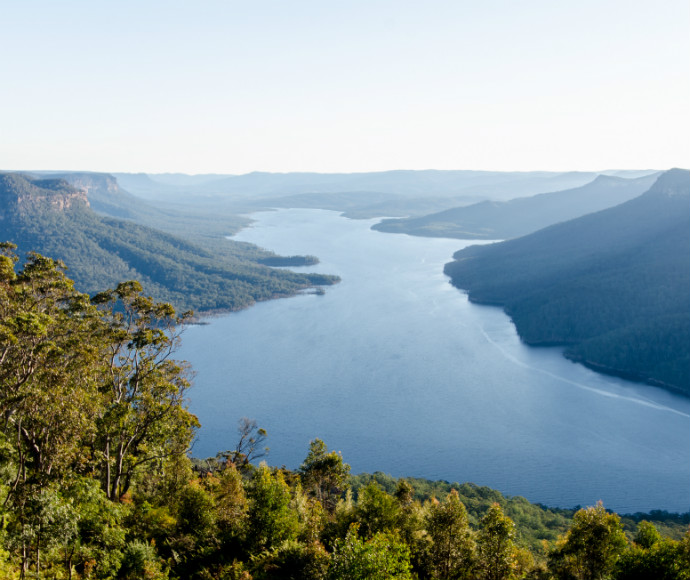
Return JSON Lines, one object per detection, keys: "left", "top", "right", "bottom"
{"left": 56, "top": 172, "right": 120, "bottom": 198}
{"left": 14, "top": 188, "right": 89, "bottom": 212}
{"left": 0, "top": 173, "right": 89, "bottom": 219}
{"left": 46, "top": 171, "right": 146, "bottom": 220}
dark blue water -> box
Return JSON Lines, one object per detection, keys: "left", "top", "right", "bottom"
{"left": 178, "top": 208, "right": 690, "bottom": 513}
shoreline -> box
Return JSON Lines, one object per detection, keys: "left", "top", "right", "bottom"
{"left": 458, "top": 288, "right": 690, "bottom": 399}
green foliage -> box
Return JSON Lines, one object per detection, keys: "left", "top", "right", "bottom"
{"left": 299, "top": 439, "right": 350, "bottom": 514}
{"left": 63, "top": 476, "right": 128, "bottom": 578}
{"left": 350, "top": 473, "right": 578, "bottom": 552}
{"left": 425, "top": 490, "right": 477, "bottom": 579}
{"left": 353, "top": 482, "right": 402, "bottom": 538}
{"left": 634, "top": 521, "right": 663, "bottom": 550}
{"left": 250, "top": 540, "right": 330, "bottom": 580}
{"left": 329, "top": 523, "right": 413, "bottom": 580}
{"left": 550, "top": 502, "right": 628, "bottom": 580}
{"left": 617, "top": 531, "right": 690, "bottom": 580}
{"left": 247, "top": 465, "right": 300, "bottom": 553}
{"left": 0, "top": 246, "right": 195, "bottom": 578}
{"left": 119, "top": 540, "right": 168, "bottom": 580}
{"left": 93, "top": 280, "right": 199, "bottom": 501}
{"left": 213, "top": 463, "right": 250, "bottom": 551}
{"left": 476, "top": 503, "right": 518, "bottom": 580}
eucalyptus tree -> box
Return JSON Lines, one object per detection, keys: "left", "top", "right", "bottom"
{"left": 549, "top": 502, "right": 627, "bottom": 580}
{"left": 92, "top": 280, "right": 199, "bottom": 501}
{"left": 246, "top": 463, "right": 300, "bottom": 554}
{"left": 0, "top": 244, "right": 106, "bottom": 578}
{"left": 354, "top": 482, "right": 402, "bottom": 539}
{"left": 329, "top": 523, "right": 413, "bottom": 580}
{"left": 299, "top": 439, "right": 350, "bottom": 514}
{"left": 425, "top": 490, "right": 476, "bottom": 580}
{"left": 476, "top": 503, "right": 518, "bottom": 580}
{"left": 217, "top": 417, "right": 268, "bottom": 470}
{"left": 0, "top": 245, "right": 103, "bottom": 484}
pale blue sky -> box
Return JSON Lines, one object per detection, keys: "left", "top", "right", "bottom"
{"left": 1, "top": 0, "right": 687, "bottom": 174}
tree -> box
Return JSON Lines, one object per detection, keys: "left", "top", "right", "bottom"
{"left": 617, "top": 538, "right": 689, "bottom": 580}
{"left": 329, "top": 523, "right": 413, "bottom": 580}
{"left": 616, "top": 522, "right": 689, "bottom": 580}
{"left": 250, "top": 539, "right": 330, "bottom": 580}
{"left": 61, "top": 476, "right": 127, "bottom": 580}
{"left": 118, "top": 540, "right": 168, "bottom": 580}
{"left": 353, "top": 482, "right": 401, "bottom": 538}
{"left": 476, "top": 503, "right": 517, "bottom": 580}
{"left": 549, "top": 502, "right": 627, "bottom": 580}
{"left": 0, "top": 247, "right": 103, "bottom": 486}
{"left": 298, "top": 439, "right": 350, "bottom": 513}
{"left": 247, "top": 464, "right": 299, "bottom": 553}
{"left": 218, "top": 417, "right": 268, "bottom": 470}
{"left": 213, "top": 462, "right": 250, "bottom": 545}
{"left": 92, "top": 281, "right": 199, "bottom": 501}
{"left": 634, "top": 521, "right": 662, "bottom": 550}
{"left": 5, "top": 483, "right": 79, "bottom": 580}
{"left": 426, "top": 490, "right": 476, "bottom": 579}
{"left": 0, "top": 246, "right": 106, "bottom": 579}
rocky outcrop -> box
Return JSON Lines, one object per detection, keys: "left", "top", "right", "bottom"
{"left": 0, "top": 173, "right": 89, "bottom": 219}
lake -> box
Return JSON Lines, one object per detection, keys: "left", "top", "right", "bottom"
{"left": 177, "top": 208, "right": 690, "bottom": 513}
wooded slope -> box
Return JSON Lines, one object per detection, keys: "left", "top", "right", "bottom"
{"left": 373, "top": 173, "right": 658, "bottom": 239}
{"left": 444, "top": 169, "right": 690, "bottom": 393}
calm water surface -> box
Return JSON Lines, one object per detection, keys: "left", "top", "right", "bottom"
{"left": 178, "top": 209, "right": 690, "bottom": 513}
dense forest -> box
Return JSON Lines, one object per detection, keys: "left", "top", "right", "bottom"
{"left": 444, "top": 169, "right": 690, "bottom": 394}
{"left": 0, "top": 173, "right": 339, "bottom": 314}
{"left": 372, "top": 174, "right": 657, "bottom": 239}
{"left": 0, "top": 245, "right": 687, "bottom": 579}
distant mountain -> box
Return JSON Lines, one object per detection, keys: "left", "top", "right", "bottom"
{"left": 0, "top": 173, "right": 338, "bottom": 313}
{"left": 45, "top": 171, "right": 153, "bottom": 220}
{"left": 443, "top": 169, "right": 690, "bottom": 394}
{"left": 373, "top": 173, "right": 659, "bottom": 239}
{"left": 115, "top": 169, "right": 610, "bottom": 203}
{"left": 43, "top": 171, "right": 251, "bottom": 240}
{"left": 110, "top": 169, "right": 654, "bottom": 222}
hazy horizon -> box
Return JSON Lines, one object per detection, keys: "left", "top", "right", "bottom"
{"left": 1, "top": 167, "right": 675, "bottom": 177}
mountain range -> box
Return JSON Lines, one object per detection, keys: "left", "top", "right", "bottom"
{"left": 112, "top": 169, "right": 656, "bottom": 220}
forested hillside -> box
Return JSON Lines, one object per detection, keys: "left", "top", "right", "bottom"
{"left": 373, "top": 173, "right": 658, "bottom": 239}
{"left": 0, "top": 173, "right": 338, "bottom": 313}
{"left": 0, "top": 247, "right": 687, "bottom": 579}
{"left": 444, "top": 169, "right": 690, "bottom": 393}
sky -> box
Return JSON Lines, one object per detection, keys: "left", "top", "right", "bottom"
{"left": 1, "top": 0, "right": 688, "bottom": 175}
